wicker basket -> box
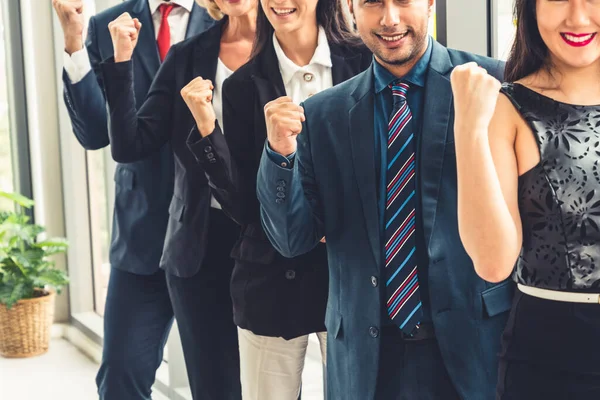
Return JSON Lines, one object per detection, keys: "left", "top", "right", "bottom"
{"left": 0, "top": 290, "right": 55, "bottom": 358}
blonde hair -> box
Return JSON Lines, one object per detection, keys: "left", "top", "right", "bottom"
{"left": 195, "top": 0, "right": 225, "bottom": 21}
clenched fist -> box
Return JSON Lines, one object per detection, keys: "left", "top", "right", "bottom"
{"left": 108, "top": 13, "right": 141, "bottom": 63}
{"left": 264, "top": 97, "right": 305, "bottom": 156}
{"left": 450, "top": 62, "right": 501, "bottom": 136}
{"left": 181, "top": 77, "right": 217, "bottom": 137}
{"left": 52, "top": 0, "right": 85, "bottom": 55}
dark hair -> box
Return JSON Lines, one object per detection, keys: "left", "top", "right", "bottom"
{"left": 505, "top": 0, "right": 551, "bottom": 82}
{"left": 250, "top": 0, "right": 361, "bottom": 60}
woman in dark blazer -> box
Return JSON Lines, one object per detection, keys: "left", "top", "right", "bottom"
{"left": 99, "top": 0, "right": 257, "bottom": 398}
{"left": 184, "top": 0, "right": 371, "bottom": 397}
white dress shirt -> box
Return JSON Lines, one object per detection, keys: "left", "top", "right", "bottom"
{"left": 64, "top": 0, "right": 193, "bottom": 84}
{"left": 209, "top": 58, "right": 234, "bottom": 209}
{"left": 272, "top": 26, "right": 333, "bottom": 105}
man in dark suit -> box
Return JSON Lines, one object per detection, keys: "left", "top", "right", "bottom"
{"left": 257, "top": 0, "right": 514, "bottom": 399}
{"left": 52, "top": 0, "right": 212, "bottom": 398}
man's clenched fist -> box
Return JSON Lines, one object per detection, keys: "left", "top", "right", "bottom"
{"left": 264, "top": 96, "right": 305, "bottom": 157}
{"left": 52, "top": 0, "right": 85, "bottom": 55}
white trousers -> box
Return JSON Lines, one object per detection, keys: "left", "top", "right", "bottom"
{"left": 237, "top": 328, "right": 327, "bottom": 400}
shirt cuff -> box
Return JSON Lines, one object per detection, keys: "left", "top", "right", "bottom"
{"left": 63, "top": 47, "right": 92, "bottom": 84}
{"left": 265, "top": 142, "right": 295, "bottom": 169}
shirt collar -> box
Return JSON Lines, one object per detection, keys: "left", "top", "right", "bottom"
{"left": 273, "top": 26, "right": 333, "bottom": 86}
{"left": 148, "top": 0, "right": 193, "bottom": 14}
{"left": 373, "top": 36, "right": 433, "bottom": 94}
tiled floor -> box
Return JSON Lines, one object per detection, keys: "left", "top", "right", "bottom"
{"left": 0, "top": 339, "right": 98, "bottom": 400}
{"left": 0, "top": 336, "right": 324, "bottom": 400}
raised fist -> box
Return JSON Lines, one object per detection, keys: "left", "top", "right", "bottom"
{"left": 108, "top": 12, "right": 141, "bottom": 63}
{"left": 181, "top": 77, "right": 217, "bottom": 137}
{"left": 264, "top": 96, "right": 305, "bottom": 156}
{"left": 52, "top": 0, "right": 85, "bottom": 54}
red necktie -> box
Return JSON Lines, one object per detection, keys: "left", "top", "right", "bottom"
{"left": 157, "top": 3, "right": 177, "bottom": 62}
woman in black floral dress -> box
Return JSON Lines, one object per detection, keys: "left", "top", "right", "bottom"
{"left": 450, "top": 0, "right": 600, "bottom": 399}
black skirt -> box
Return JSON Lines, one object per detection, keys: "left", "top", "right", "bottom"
{"left": 497, "top": 290, "right": 600, "bottom": 400}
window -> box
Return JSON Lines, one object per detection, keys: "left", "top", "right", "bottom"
{"left": 496, "top": 0, "right": 516, "bottom": 61}
{"left": 72, "top": 0, "right": 113, "bottom": 317}
{"left": 0, "top": 5, "right": 15, "bottom": 210}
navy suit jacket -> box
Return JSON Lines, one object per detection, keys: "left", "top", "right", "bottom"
{"left": 257, "top": 41, "right": 515, "bottom": 400}
{"left": 62, "top": 0, "right": 213, "bottom": 274}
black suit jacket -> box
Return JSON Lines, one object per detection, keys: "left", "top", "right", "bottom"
{"left": 100, "top": 21, "right": 232, "bottom": 278}
{"left": 62, "top": 0, "right": 213, "bottom": 275}
{"left": 186, "top": 36, "right": 372, "bottom": 338}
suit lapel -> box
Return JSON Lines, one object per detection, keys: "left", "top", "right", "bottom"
{"left": 348, "top": 66, "right": 380, "bottom": 268}
{"left": 192, "top": 23, "right": 221, "bottom": 81}
{"left": 252, "top": 39, "right": 286, "bottom": 133}
{"left": 330, "top": 45, "right": 363, "bottom": 85}
{"left": 420, "top": 41, "right": 454, "bottom": 247}
{"left": 131, "top": 0, "right": 161, "bottom": 81}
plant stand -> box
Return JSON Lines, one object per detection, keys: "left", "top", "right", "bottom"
{"left": 0, "top": 291, "right": 55, "bottom": 358}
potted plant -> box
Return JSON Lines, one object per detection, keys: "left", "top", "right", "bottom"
{"left": 0, "top": 191, "right": 69, "bottom": 358}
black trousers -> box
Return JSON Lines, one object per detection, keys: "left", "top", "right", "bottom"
{"left": 497, "top": 291, "right": 600, "bottom": 400}
{"left": 166, "top": 208, "right": 242, "bottom": 400}
{"left": 374, "top": 326, "right": 460, "bottom": 400}
{"left": 96, "top": 267, "right": 174, "bottom": 400}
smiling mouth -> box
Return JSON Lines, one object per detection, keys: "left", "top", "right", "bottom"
{"left": 376, "top": 31, "right": 409, "bottom": 42}
{"left": 272, "top": 7, "right": 296, "bottom": 16}
{"left": 561, "top": 32, "right": 597, "bottom": 47}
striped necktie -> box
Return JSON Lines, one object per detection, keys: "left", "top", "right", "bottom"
{"left": 384, "top": 81, "right": 422, "bottom": 335}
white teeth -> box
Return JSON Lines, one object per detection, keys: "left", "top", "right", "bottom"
{"left": 564, "top": 33, "right": 594, "bottom": 43}
{"left": 380, "top": 32, "right": 408, "bottom": 42}
{"left": 273, "top": 8, "right": 295, "bottom": 15}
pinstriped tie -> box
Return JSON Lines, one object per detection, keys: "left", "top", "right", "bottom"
{"left": 384, "top": 81, "right": 422, "bottom": 335}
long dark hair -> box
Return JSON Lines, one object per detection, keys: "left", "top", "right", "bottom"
{"left": 250, "top": 0, "right": 361, "bottom": 60}
{"left": 505, "top": 0, "right": 551, "bottom": 82}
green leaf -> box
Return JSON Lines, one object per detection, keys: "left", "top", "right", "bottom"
{"left": 0, "top": 192, "right": 34, "bottom": 209}
{"left": 33, "top": 269, "right": 69, "bottom": 290}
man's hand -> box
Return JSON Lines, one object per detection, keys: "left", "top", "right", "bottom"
{"left": 264, "top": 96, "right": 305, "bottom": 156}
{"left": 52, "top": 0, "right": 85, "bottom": 55}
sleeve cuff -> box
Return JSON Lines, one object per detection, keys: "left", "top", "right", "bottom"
{"left": 63, "top": 47, "right": 92, "bottom": 84}
{"left": 265, "top": 141, "right": 295, "bottom": 169}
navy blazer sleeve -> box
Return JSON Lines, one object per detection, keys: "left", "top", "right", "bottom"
{"left": 62, "top": 16, "right": 111, "bottom": 150}
{"left": 100, "top": 47, "right": 177, "bottom": 163}
{"left": 187, "top": 77, "right": 259, "bottom": 225}
{"left": 257, "top": 106, "right": 325, "bottom": 258}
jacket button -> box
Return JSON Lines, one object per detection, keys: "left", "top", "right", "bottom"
{"left": 369, "top": 326, "right": 379, "bottom": 338}
{"left": 204, "top": 146, "right": 212, "bottom": 153}
{"left": 277, "top": 186, "right": 285, "bottom": 192}
{"left": 285, "top": 270, "right": 296, "bottom": 280}
{"left": 281, "top": 162, "right": 288, "bottom": 168}
{"left": 276, "top": 192, "right": 285, "bottom": 199}
{"left": 371, "top": 276, "right": 378, "bottom": 287}
{"left": 209, "top": 159, "right": 217, "bottom": 164}
{"left": 277, "top": 180, "right": 286, "bottom": 187}
{"left": 207, "top": 152, "right": 215, "bottom": 159}
{"left": 276, "top": 198, "right": 284, "bottom": 204}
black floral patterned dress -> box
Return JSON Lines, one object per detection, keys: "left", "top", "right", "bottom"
{"left": 496, "top": 83, "right": 600, "bottom": 400}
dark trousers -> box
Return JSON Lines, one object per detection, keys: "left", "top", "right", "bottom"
{"left": 497, "top": 292, "right": 600, "bottom": 400}
{"left": 374, "top": 326, "right": 460, "bottom": 400}
{"left": 166, "top": 208, "right": 242, "bottom": 400}
{"left": 96, "top": 267, "right": 175, "bottom": 400}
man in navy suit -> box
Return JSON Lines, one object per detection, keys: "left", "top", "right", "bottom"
{"left": 257, "top": 0, "right": 514, "bottom": 399}
{"left": 52, "top": 0, "right": 212, "bottom": 398}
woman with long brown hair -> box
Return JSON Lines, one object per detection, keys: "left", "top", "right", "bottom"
{"left": 184, "top": 0, "right": 370, "bottom": 397}
{"left": 451, "top": 0, "right": 600, "bottom": 398}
